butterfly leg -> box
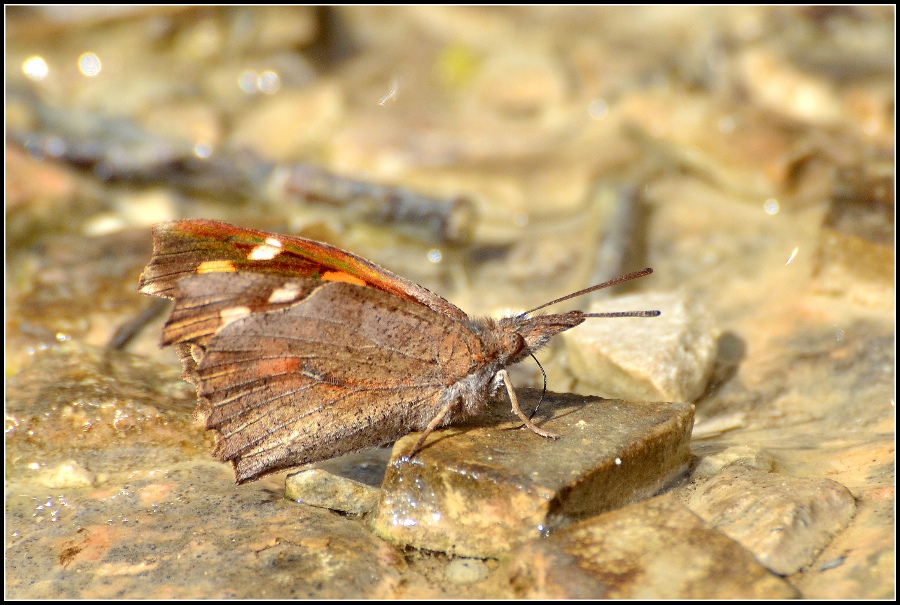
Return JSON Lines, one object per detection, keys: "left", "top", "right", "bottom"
{"left": 403, "top": 395, "right": 459, "bottom": 460}
{"left": 498, "top": 369, "right": 559, "bottom": 440}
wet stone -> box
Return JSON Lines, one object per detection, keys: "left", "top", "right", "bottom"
{"left": 5, "top": 341, "right": 199, "bottom": 484}
{"left": 565, "top": 292, "right": 720, "bottom": 403}
{"left": 6, "top": 228, "right": 157, "bottom": 370}
{"left": 284, "top": 447, "right": 391, "bottom": 514}
{"left": 686, "top": 466, "right": 857, "bottom": 575}
{"left": 5, "top": 144, "right": 83, "bottom": 251}
{"left": 500, "top": 493, "right": 799, "bottom": 599}
{"left": 310, "top": 447, "right": 393, "bottom": 487}
{"left": 370, "top": 389, "right": 694, "bottom": 557}
{"left": 5, "top": 466, "right": 408, "bottom": 599}
{"left": 285, "top": 468, "right": 380, "bottom": 515}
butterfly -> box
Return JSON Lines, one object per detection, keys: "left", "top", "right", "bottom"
{"left": 139, "top": 219, "right": 659, "bottom": 483}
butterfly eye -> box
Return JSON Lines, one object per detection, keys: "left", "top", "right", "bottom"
{"left": 504, "top": 332, "right": 525, "bottom": 354}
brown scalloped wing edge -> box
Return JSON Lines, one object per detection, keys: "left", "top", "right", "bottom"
{"left": 138, "top": 219, "right": 468, "bottom": 321}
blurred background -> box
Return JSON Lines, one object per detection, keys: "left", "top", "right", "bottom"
{"left": 7, "top": 6, "right": 893, "bottom": 351}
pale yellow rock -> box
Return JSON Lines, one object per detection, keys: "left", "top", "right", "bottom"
{"left": 565, "top": 291, "right": 719, "bottom": 403}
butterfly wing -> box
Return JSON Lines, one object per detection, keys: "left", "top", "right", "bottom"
{"left": 139, "top": 220, "right": 488, "bottom": 482}
{"left": 139, "top": 219, "right": 467, "bottom": 321}
{"left": 189, "top": 279, "right": 482, "bottom": 483}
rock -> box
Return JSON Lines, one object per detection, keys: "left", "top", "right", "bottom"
{"left": 285, "top": 468, "right": 380, "bottom": 515}
{"left": 370, "top": 389, "right": 693, "bottom": 557}
{"left": 445, "top": 557, "right": 490, "bottom": 585}
{"left": 565, "top": 292, "right": 720, "bottom": 403}
{"left": 686, "top": 467, "right": 857, "bottom": 575}
{"left": 501, "top": 493, "right": 798, "bottom": 598}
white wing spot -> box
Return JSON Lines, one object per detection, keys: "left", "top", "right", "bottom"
{"left": 219, "top": 306, "right": 252, "bottom": 328}
{"left": 268, "top": 282, "right": 304, "bottom": 304}
{"left": 248, "top": 238, "right": 283, "bottom": 260}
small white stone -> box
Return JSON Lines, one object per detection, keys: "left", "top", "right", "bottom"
{"left": 33, "top": 459, "right": 95, "bottom": 488}
{"left": 445, "top": 557, "right": 490, "bottom": 585}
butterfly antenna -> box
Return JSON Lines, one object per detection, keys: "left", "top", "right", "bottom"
{"left": 527, "top": 353, "right": 548, "bottom": 421}
{"left": 522, "top": 268, "right": 656, "bottom": 316}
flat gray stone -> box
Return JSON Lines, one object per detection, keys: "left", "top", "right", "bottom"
{"left": 370, "top": 389, "right": 694, "bottom": 557}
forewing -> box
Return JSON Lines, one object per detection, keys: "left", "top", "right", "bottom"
{"left": 139, "top": 219, "right": 467, "bottom": 320}
{"left": 163, "top": 272, "right": 319, "bottom": 346}
{"left": 192, "top": 281, "right": 481, "bottom": 483}
{"left": 157, "top": 272, "right": 319, "bottom": 388}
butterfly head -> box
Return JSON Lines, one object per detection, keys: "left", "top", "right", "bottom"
{"left": 498, "top": 310, "right": 587, "bottom": 363}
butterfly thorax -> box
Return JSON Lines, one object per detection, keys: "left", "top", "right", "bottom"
{"left": 439, "top": 311, "right": 586, "bottom": 419}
